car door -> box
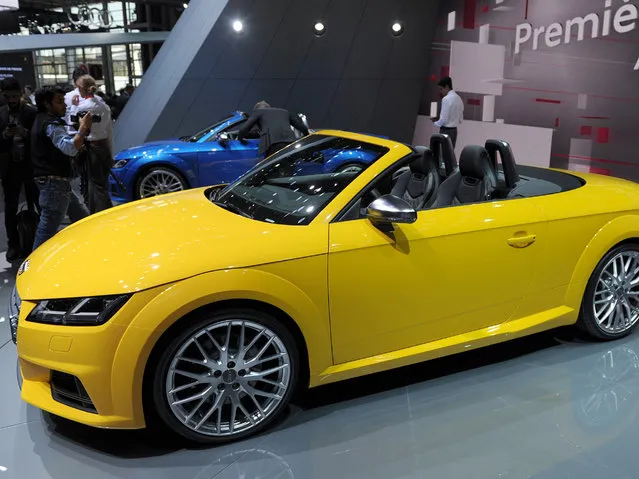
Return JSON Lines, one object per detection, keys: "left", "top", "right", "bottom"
{"left": 328, "top": 198, "right": 547, "bottom": 364}
{"left": 197, "top": 121, "right": 261, "bottom": 185}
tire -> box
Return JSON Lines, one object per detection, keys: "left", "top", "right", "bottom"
{"left": 578, "top": 243, "right": 639, "bottom": 340}
{"left": 151, "top": 308, "right": 299, "bottom": 445}
{"left": 336, "top": 163, "right": 365, "bottom": 174}
{"left": 135, "top": 166, "right": 188, "bottom": 199}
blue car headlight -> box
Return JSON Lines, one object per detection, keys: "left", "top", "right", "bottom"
{"left": 26, "top": 295, "right": 131, "bottom": 326}
{"left": 113, "top": 158, "right": 131, "bottom": 169}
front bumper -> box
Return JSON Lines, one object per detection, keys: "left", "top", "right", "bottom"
{"left": 15, "top": 287, "right": 166, "bottom": 430}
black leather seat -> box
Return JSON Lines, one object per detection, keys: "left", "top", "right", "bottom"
{"left": 432, "top": 145, "right": 497, "bottom": 208}
{"left": 390, "top": 147, "right": 440, "bottom": 210}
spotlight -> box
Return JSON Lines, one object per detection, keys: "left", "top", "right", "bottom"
{"left": 182, "top": 2, "right": 188, "bottom": 8}
{"left": 391, "top": 21, "right": 404, "bottom": 36}
{"left": 232, "top": 20, "right": 243, "bottom": 32}
{"left": 313, "top": 21, "right": 326, "bottom": 36}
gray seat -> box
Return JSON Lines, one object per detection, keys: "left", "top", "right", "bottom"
{"left": 390, "top": 147, "right": 440, "bottom": 210}
{"left": 432, "top": 145, "right": 497, "bottom": 208}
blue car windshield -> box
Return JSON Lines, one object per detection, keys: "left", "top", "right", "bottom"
{"left": 188, "top": 115, "right": 237, "bottom": 142}
{"left": 213, "top": 135, "right": 389, "bottom": 225}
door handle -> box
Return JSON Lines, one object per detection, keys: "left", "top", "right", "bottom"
{"left": 508, "top": 234, "right": 536, "bottom": 248}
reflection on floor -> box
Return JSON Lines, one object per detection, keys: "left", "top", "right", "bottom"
{"left": 3, "top": 256, "right": 639, "bottom": 477}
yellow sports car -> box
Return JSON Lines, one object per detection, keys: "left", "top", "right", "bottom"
{"left": 11, "top": 130, "right": 639, "bottom": 444}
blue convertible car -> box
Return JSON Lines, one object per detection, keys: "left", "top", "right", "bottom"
{"left": 109, "top": 111, "right": 379, "bottom": 204}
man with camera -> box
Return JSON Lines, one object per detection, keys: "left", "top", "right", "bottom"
{"left": 0, "top": 77, "right": 39, "bottom": 261}
{"left": 31, "top": 86, "right": 92, "bottom": 250}
{"left": 66, "top": 74, "right": 113, "bottom": 214}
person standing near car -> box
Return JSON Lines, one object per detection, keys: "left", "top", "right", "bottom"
{"left": 433, "top": 77, "right": 464, "bottom": 148}
{"left": 67, "top": 74, "right": 113, "bottom": 214}
{"left": 238, "top": 101, "right": 310, "bottom": 157}
{"left": 31, "top": 86, "right": 92, "bottom": 250}
{"left": 0, "top": 77, "right": 39, "bottom": 261}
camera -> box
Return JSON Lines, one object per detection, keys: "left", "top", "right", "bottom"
{"left": 70, "top": 111, "right": 102, "bottom": 126}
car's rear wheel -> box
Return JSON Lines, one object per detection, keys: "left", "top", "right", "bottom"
{"left": 336, "top": 163, "right": 365, "bottom": 174}
{"left": 152, "top": 308, "right": 299, "bottom": 444}
{"left": 579, "top": 244, "right": 639, "bottom": 340}
{"left": 136, "top": 167, "right": 187, "bottom": 199}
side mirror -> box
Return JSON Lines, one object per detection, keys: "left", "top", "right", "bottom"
{"left": 366, "top": 195, "right": 417, "bottom": 226}
{"left": 217, "top": 132, "right": 230, "bottom": 146}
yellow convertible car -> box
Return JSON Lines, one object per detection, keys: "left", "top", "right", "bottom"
{"left": 10, "top": 130, "right": 639, "bottom": 444}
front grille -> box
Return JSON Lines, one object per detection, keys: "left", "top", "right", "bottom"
{"left": 50, "top": 371, "right": 97, "bottom": 414}
{"left": 8, "top": 286, "right": 21, "bottom": 344}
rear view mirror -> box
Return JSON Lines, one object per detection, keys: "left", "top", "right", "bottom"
{"left": 366, "top": 195, "right": 417, "bottom": 225}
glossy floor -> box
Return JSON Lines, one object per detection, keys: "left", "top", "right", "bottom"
{"left": 3, "top": 259, "right": 639, "bottom": 478}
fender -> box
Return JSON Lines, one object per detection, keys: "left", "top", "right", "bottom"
{"left": 565, "top": 214, "right": 639, "bottom": 311}
{"left": 110, "top": 263, "right": 331, "bottom": 424}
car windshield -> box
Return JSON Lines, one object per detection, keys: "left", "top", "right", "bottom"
{"left": 212, "top": 135, "right": 389, "bottom": 225}
{"left": 186, "top": 115, "right": 238, "bottom": 142}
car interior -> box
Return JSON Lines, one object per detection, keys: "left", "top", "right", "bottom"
{"left": 338, "top": 135, "right": 585, "bottom": 222}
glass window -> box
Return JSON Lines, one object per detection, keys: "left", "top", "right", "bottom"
{"left": 214, "top": 135, "right": 389, "bottom": 225}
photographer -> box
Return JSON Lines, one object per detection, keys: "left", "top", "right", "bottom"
{"left": 0, "top": 77, "right": 39, "bottom": 261}
{"left": 31, "top": 86, "right": 91, "bottom": 250}
{"left": 67, "top": 74, "right": 113, "bottom": 214}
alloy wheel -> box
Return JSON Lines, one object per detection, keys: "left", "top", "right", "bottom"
{"left": 165, "top": 319, "right": 292, "bottom": 438}
{"left": 593, "top": 251, "right": 639, "bottom": 334}
{"left": 139, "top": 169, "right": 185, "bottom": 198}
{"left": 338, "top": 164, "right": 364, "bottom": 174}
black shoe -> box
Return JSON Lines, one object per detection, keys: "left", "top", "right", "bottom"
{"left": 6, "top": 246, "right": 20, "bottom": 262}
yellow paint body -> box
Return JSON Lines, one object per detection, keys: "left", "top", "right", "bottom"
{"left": 15, "top": 130, "right": 639, "bottom": 429}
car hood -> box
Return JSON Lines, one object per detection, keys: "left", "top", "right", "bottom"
{"left": 17, "top": 189, "right": 327, "bottom": 300}
{"left": 115, "top": 139, "right": 193, "bottom": 159}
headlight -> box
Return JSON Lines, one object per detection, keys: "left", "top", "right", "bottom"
{"left": 8, "top": 286, "right": 21, "bottom": 343}
{"left": 113, "top": 158, "right": 130, "bottom": 169}
{"left": 26, "top": 295, "right": 131, "bottom": 326}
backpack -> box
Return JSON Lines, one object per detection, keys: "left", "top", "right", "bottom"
{"left": 16, "top": 206, "right": 39, "bottom": 257}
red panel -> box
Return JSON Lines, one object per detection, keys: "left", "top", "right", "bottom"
{"left": 463, "top": 0, "right": 476, "bottom": 29}
{"left": 597, "top": 127, "right": 610, "bottom": 144}
{"left": 580, "top": 116, "right": 610, "bottom": 120}
{"left": 535, "top": 98, "right": 561, "bottom": 104}
{"left": 580, "top": 125, "right": 592, "bottom": 136}
{"left": 590, "top": 167, "right": 611, "bottom": 176}
{"left": 440, "top": 66, "right": 450, "bottom": 78}
{"left": 482, "top": 5, "right": 489, "bottom": 13}
{"left": 430, "top": 74, "right": 436, "bottom": 81}
{"left": 468, "top": 98, "right": 481, "bottom": 106}
{"left": 555, "top": 117, "right": 560, "bottom": 128}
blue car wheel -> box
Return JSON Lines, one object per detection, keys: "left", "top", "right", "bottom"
{"left": 335, "top": 163, "right": 366, "bottom": 174}
{"left": 136, "top": 166, "right": 189, "bottom": 199}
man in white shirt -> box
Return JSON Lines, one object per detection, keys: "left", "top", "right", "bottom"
{"left": 433, "top": 77, "right": 464, "bottom": 148}
{"left": 68, "top": 74, "right": 113, "bottom": 214}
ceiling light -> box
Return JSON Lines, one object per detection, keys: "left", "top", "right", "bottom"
{"left": 182, "top": 2, "right": 188, "bottom": 8}
{"left": 391, "top": 22, "right": 404, "bottom": 36}
{"left": 232, "top": 20, "right": 243, "bottom": 32}
{"left": 313, "top": 21, "right": 326, "bottom": 36}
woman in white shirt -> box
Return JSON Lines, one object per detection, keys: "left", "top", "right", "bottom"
{"left": 71, "top": 74, "right": 114, "bottom": 214}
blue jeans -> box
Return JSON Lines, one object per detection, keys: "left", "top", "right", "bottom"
{"left": 33, "top": 178, "right": 89, "bottom": 250}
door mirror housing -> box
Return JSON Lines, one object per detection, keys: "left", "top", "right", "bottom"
{"left": 217, "top": 132, "right": 230, "bottom": 146}
{"left": 366, "top": 195, "right": 417, "bottom": 226}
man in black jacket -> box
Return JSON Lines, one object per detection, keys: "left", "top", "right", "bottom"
{"left": 31, "top": 86, "right": 92, "bottom": 250}
{"left": 0, "top": 78, "right": 39, "bottom": 261}
{"left": 238, "top": 101, "right": 310, "bottom": 157}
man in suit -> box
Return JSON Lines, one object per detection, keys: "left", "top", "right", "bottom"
{"left": 238, "top": 101, "right": 310, "bottom": 157}
{"left": 0, "top": 77, "right": 39, "bottom": 261}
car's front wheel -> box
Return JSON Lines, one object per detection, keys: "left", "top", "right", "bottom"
{"left": 579, "top": 244, "right": 639, "bottom": 340}
{"left": 152, "top": 308, "right": 299, "bottom": 444}
{"left": 136, "top": 167, "right": 187, "bottom": 199}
